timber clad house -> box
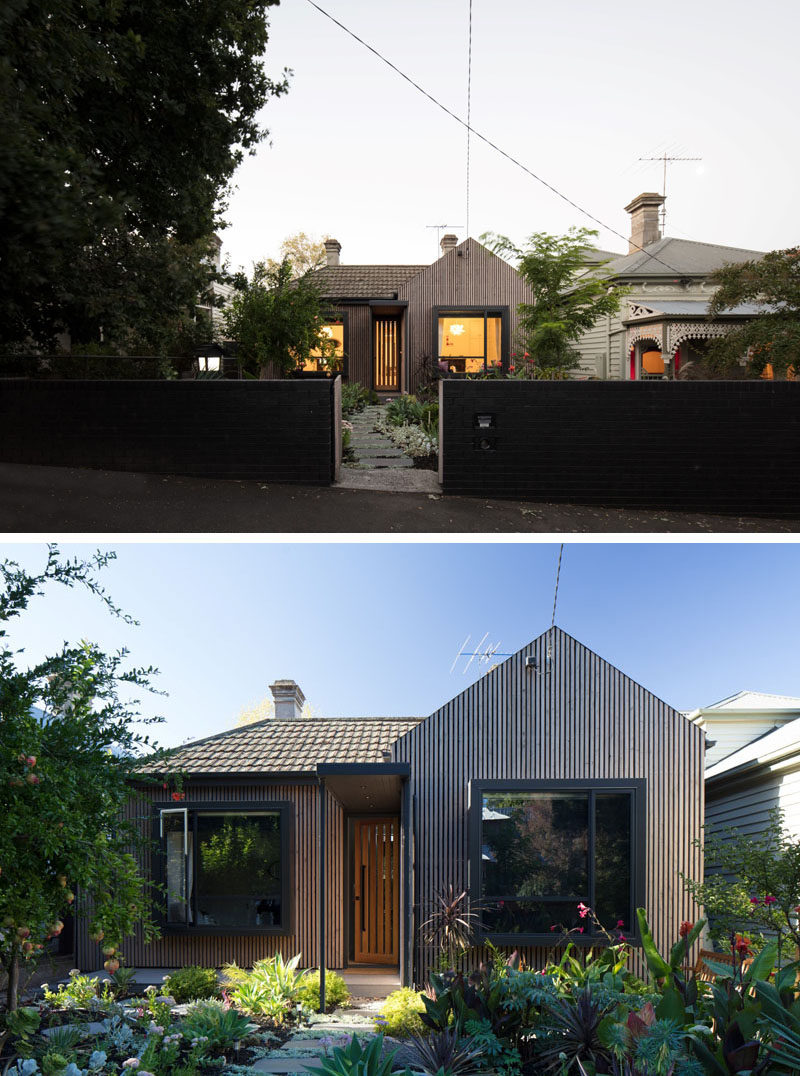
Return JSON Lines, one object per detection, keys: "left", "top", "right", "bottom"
{"left": 76, "top": 628, "right": 705, "bottom": 984}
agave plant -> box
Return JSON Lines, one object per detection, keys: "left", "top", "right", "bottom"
{"left": 419, "top": 886, "right": 482, "bottom": 969}
{"left": 395, "top": 1029, "right": 483, "bottom": 1076}
{"left": 305, "top": 1032, "right": 410, "bottom": 1076}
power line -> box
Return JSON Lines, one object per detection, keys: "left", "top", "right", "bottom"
{"left": 465, "top": 0, "right": 473, "bottom": 239}
{"left": 305, "top": 0, "right": 685, "bottom": 276}
{"left": 551, "top": 544, "right": 564, "bottom": 628}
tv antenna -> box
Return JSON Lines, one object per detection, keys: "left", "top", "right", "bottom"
{"left": 426, "top": 223, "right": 464, "bottom": 257}
{"left": 638, "top": 152, "right": 702, "bottom": 232}
{"left": 450, "top": 633, "right": 513, "bottom": 675}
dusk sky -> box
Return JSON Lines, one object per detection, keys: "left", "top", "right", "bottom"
{"left": 220, "top": 0, "right": 799, "bottom": 274}
{"left": 3, "top": 542, "right": 800, "bottom": 750}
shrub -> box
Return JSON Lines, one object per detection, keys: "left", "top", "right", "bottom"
{"left": 181, "top": 997, "right": 254, "bottom": 1050}
{"left": 386, "top": 395, "right": 423, "bottom": 427}
{"left": 296, "top": 969, "right": 350, "bottom": 1011}
{"left": 377, "top": 987, "right": 427, "bottom": 1037}
{"left": 227, "top": 952, "right": 308, "bottom": 1023}
{"left": 341, "top": 381, "right": 369, "bottom": 416}
{"left": 163, "top": 965, "right": 220, "bottom": 1003}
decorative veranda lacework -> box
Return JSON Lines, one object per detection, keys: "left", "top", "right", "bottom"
{"left": 627, "top": 326, "right": 663, "bottom": 349}
{"left": 668, "top": 321, "right": 737, "bottom": 351}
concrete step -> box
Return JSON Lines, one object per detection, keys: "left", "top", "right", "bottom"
{"left": 358, "top": 457, "right": 414, "bottom": 468}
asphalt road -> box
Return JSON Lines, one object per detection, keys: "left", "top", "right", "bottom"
{"left": 1, "top": 463, "right": 797, "bottom": 534}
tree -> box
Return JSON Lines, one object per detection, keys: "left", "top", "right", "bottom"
{"left": 482, "top": 228, "right": 628, "bottom": 377}
{"left": 0, "top": 0, "right": 289, "bottom": 352}
{"left": 0, "top": 547, "right": 167, "bottom": 1009}
{"left": 706, "top": 247, "right": 800, "bottom": 378}
{"left": 266, "top": 233, "right": 329, "bottom": 277}
{"left": 682, "top": 809, "right": 800, "bottom": 956}
{"left": 224, "top": 259, "right": 339, "bottom": 377}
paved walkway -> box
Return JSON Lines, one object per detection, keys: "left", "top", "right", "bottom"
{"left": 339, "top": 406, "right": 441, "bottom": 495}
{"left": 245, "top": 1001, "right": 382, "bottom": 1074}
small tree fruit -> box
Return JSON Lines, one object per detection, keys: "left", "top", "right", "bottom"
{"left": 102, "top": 945, "right": 116, "bottom": 957}
{"left": 104, "top": 959, "right": 120, "bottom": 974}
{"left": 16, "top": 926, "right": 30, "bottom": 939}
{"left": 57, "top": 875, "right": 67, "bottom": 887}
{"left": 90, "top": 929, "right": 104, "bottom": 942}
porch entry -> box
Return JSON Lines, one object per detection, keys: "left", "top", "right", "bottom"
{"left": 374, "top": 317, "right": 400, "bottom": 392}
{"left": 353, "top": 817, "right": 399, "bottom": 964}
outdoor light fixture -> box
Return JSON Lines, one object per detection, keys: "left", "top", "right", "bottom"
{"left": 476, "top": 413, "right": 494, "bottom": 429}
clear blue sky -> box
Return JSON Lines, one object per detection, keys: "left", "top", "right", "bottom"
{"left": 3, "top": 542, "right": 799, "bottom": 748}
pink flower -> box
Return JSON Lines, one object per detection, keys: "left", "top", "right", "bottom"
{"left": 764, "top": 895, "right": 778, "bottom": 905}
{"left": 550, "top": 925, "right": 557, "bottom": 932}
{"left": 616, "top": 919, "right": 624, "bottom": 928}
{"left": 576, "top": 927, "right": 584, "bottom": 934}
{"left": 577, "top": 902, "right": 589, "bottom": 918}
{"left": 750, "top": 897, "right": 760, "bottom": 904}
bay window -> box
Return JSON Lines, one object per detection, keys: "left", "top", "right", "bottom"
{"left": 470, "top": 780, "right": 644, "bottom": 942}
{"left": 158, "top": 803, "right": 291, "bottom": 933}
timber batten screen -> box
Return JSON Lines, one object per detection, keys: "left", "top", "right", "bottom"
{"left": 374, "top": 317, "right": 400, "bottom": 391}
{"left": 354, "top": 818, "right": 400, "bottom": 964}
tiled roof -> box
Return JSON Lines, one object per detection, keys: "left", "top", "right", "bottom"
{"left": 312, "top": 265, "right": 426, "bottom": 299}
{"left": 605, "top": 237, "right": 764, "bottom": 279}
{"left": 140, "top": 717, "right": 424, "bottom": 775}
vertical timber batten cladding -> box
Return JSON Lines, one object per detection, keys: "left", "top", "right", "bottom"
{"left": 76, "top": 783, "right": 345, "bottom": 971}
{"left": 391, "top": 627, "right": 705, "bottom": 984}
{"left": 398, "top": 239, "right": 534, "bottom": 394}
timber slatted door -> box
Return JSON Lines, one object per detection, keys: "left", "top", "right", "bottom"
{"left": 353, "top": 818, "right": 400, "bottom": 964}
{"left": 374, "top": 317, "right": 400, "bottom": 392}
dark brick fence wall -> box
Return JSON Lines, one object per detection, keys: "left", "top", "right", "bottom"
{"left": 439, "top": 380, "right": 800, "bottom": 515}
{"left": 0, "top": 379, "right": 341, "bottom": 485}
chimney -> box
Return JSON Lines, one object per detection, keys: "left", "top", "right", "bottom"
{"left": 624, "top": 192, "right": 664, "bottom": 253}
{"left": 324, "top": 239, "right": 341, "bottom": 267}
{"left": 269, "top": 679, "right": 306, "bottom": 720}
{"left": 440, "top": 234, "right": 458, "bottom": 255}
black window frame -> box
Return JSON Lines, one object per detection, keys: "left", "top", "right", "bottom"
{"left": 153, "top": 800, "right": 293, "bottom": 937}
{"left": 469, "top": 779, "right": 646, "bottom": 946}
{"left": 433, "top": 306, "right": 510, "bottom": 374}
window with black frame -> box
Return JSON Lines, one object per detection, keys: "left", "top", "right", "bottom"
{"left": 436, "top": 309, "right": 505, "bottom": 374}
{"left": 159, "top": 807, "right": 287, "bottom": 931}
{"left": 475, "top": 784, "right": 638, "bottom": 939}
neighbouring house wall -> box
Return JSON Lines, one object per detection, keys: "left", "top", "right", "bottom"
{"left": 392, "top": 626, "right": 705, "bottom": 984}
{"left": 702, "top": 716, "right": 797, "bottom": 769}
{"left": 574, "top": 279, "right": 720, "bottom": 379}
{"left": 399, "top": 239, "right": 535, "bottom": 394}
{"left": 706, "top": 763, "right": 800, "bottom": 870}
{"left": 76, "top": 782, "right": 346, "bottom": 971}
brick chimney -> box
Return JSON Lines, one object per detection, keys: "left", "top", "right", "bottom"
{"left": 269, "top": 680, "right": 306, "bottom": 719}
{"left": 624, "top": 193, "right": 664, "bottom": 253}
{"left": 440, "top": 234, "right": 458, "bottom": 255}
{"left": 324, "top": 239, "right": 341, "bottom": 267}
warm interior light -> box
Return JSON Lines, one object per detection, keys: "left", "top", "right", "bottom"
{"left": 450, "top": 323, "right": 465, "bottom": 335}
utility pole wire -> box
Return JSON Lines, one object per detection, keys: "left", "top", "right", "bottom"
{"left": 551, "top": 544, "right": 564, "bottom": 628}
{"left": 305, "top": 0, "right": 685, "bottom": 275}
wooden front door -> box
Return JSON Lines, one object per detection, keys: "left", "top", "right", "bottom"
{"left": 353, "top": 818, "right": 399, "bottom": 964}
{"left": 374, "top": 317, "right": 400, "bottom": 392}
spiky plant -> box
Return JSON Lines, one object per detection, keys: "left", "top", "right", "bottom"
{"left": 536, "top": 988, "right": 611, "bottom": 1074}
{"left": 420, "top": 886, "right": 482, "bottom": 970}
{"left": 395, "top": 1030, "right": 483, "bottom": 1076}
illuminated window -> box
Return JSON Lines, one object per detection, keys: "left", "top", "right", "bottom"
{"left": 303, "top": 319, "right": 345, "bottom": 373}
{"left": 436, "top": 310, "right": 504, "bottom": 373}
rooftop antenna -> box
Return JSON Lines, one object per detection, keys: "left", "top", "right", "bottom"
{"left": 450, "top": 633, "right": 513, "bottom": 675}
{"left": 426, "top": 224, "right": 464, "bottom": 258}
{"left": 638, "top": 152, "right": 702, "bottom": 233}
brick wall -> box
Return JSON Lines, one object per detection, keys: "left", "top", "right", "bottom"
{"left": 440, "top": 380, "right": 800, "bottom": 514}
{"left": 0, "top": 379, "right": 339, "bottom": 485}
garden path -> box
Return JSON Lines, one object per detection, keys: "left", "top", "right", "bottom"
{"left": 244, "top": 1000, "right": 382, "bottom": 1073}
{"left": 338, "top": 404, "right": 439, "bottom": 494}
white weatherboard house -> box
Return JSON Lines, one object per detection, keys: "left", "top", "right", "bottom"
{"left": 692, "top": 691, "right": 800, "bottom": 848}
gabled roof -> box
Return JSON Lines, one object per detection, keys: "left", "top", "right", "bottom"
{"left": 313, "top": 265, "right": 426, "bottom": 300}
{"left": 699, "top": 690, "right": 800, "bottom": 713}
{"left": 624, "top": 299, "right": 770, "bottom": 320}
{"left": 604, "top": 237, "right": 764, "bottom": 280}
{"left": 140, "top": 716, "right": 424, "bottom": 775}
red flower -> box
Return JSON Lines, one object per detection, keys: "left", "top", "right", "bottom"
{"left": 171, "top": 791, "right": 185, "bottom": 801}
{"left": 550, "top": 925, "right": 557, "bottom": 932}
{"left": 764, "top": 895, "right": 778, "bottom": 905}
{"left": 616, "top": 919, "right": 625, "bottom": 928}
{"left": 576, "top": 927, "right": 584, "bottom": 934}
{"left": 577, "top": 902, "right": 589, "bottom": 918}
{"left": 509, "top": 366, "right": 515, "bottom": 372}
{"left": 750, "top": 897, "right": 760, "bottom": 905}
{"left": 679, "top": 921, "right": 694, "bottom": 938}
{"left": 734, "top": 934, "right": 753, "bottom": 957}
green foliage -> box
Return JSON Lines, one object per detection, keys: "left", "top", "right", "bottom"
{"left": 42, "top": 970, "right": 102, "bottom": 1009}
{"left": 482, "top": 228, "right": 628, "bottom": 376}
{"left": 181, "top": 998, "right": 254, "bottom": 1050}
{"left": 295, "top": 970, "right": 350, "bottom": 1011}
{"left": 1, "top": 0, "right": 289, "bottom": 352}
{"left": 305, "top": 1032, "right": 409, "bottom": 1076}
{"left": 224, "top": 260, "right": 337, "bottom": 376}
{"left": 227, "top": 952, "right": 307, "bottom": 1022}
{"left": 706, "top": 247, "right": 800, "bottom": 377}
{"left": 163, "top": 966, "right": 220, "bottom": 1004}
{"left": 683, "top": 809, "right": 800, "bottom": 950}
{"left": 341, "top": 382, "right": 370, "bottom": 416}
{"left": 0, "top": 547, "right": 166, "bottom": 1009}
{"left": 535, "top": 987, "right": 610, "bottom": 1074}
{"left": 419, "top": 887, "right": 480, "bottom": 970}
{"left": 377, "top": 987, "right": 427, "bottom": 1036}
